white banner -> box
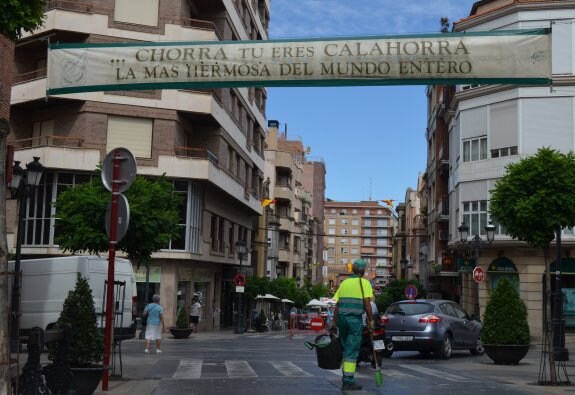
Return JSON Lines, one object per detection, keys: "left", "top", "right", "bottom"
{"left": 47, "top": 30, "right": 551, "bottom": 94}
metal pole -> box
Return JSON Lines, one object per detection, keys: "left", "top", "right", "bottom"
{"left": 553, "top": 226, "right": 569, "bottom": 361}
{"left": 102, "top": 150, "right": 120, "bottom": 390}
{"left": 473, "top": 238, "right": 480, "bottom": 319}
{"left": 10, "top": 186, "right": 27, "bottom": 352}
{"left": 235, "top": 256, "right": 244, "bottom": 334}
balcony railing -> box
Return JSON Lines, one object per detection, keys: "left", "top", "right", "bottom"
{"left": 160, "top": 16, "right": 222, "bottom": 40}
{"left": 11, "top": 135, "right": 84, "bottom": 150}
{"left": 13, "top": 68, "right": 47, "bottom": 85}
{"left": 174, "top": 146, "right": 218, "bottom": 164}
{"left": 45, "top": 0, "right": 96, "bottom": 13}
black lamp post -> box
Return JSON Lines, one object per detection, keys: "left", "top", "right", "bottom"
{"left": 234, "top": 240, "right": 247, "bottom": 334}
{"left": 10, "top": 157, "right": 44, "bottom": 351}
{"left": 458, "top": 221, "right": 495, "bottom": 318}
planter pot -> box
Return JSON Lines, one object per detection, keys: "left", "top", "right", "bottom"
{"left": 70, "top": 365, "right": 105, "bottom": 395}
{"left": 483, "top": 344, "right": 530, "bottom": 365}
{"left": 169, "top": 327, "right": 194, "bottom": 339}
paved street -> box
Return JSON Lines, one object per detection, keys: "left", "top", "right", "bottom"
{"left": 88, "top": 330, "right": 575, "bottom": 395}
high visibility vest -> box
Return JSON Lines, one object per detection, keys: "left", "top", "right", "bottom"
{"left": 334, "top": 275, "right": 373, "bottom": 316}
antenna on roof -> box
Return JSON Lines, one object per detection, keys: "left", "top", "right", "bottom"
{"left": 369, "top": 177, "right": 372, "bottom": 201}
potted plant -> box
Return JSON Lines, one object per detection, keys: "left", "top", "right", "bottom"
{"left": 46, "top": 273, "right": 105, "bottom": 395}
{"left": 169, "top": 304, "right": 193, "bottom": 339}
{"left": 481, "top": 277, "right": 531, "bottom": 365}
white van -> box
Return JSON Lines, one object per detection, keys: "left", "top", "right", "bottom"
{"left": 9, "top": 255, "right": 137, "bottom": 340}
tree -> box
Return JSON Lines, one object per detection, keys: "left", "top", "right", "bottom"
{"left": 490, "top": 147, "right": 575, "bottom": 382}
{"left": 54, "top": 174, "right": 181, "bottom": 304}
{"left": 440, "top": 17, "right": 450, "bottom": 33}
{"left": 0, "top": 2, "right": 46, "bottom": 393}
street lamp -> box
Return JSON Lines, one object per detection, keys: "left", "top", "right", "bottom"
{"left": 458, "top": 221, "right": 496, "bottom": 318}
{"left": 235, "top": 240, "right": 247, "bottom": 334}
{"left": 10, "top": 157, "right": 44, "bottom": 351}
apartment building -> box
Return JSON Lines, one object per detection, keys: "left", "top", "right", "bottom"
{"left": 433, "top": 0, "right": 575, "bottom": 339}
{"left": 262, "top": 120, "right": 320, "bottom": 286}
{"left": 302, "top": 159, "right": 326, "bottom": 284}
{"left": 8, "top": 0, "right": 270, "bottom": 330}
{"left": 323, "top": 201, "right": 395, "bottom": 292}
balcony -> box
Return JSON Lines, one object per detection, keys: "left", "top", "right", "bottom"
{"left": 11, "top": 135, "right": 84, "bottom": 150}
{"left": 174, "top": 146, "right": 218, "bottom": 164}
{"left": 437, "top": 195, "right": 449, "bottom": 222}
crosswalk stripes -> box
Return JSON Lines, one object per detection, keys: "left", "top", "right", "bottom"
{"left": 398, "top": 364, "right": 476, "bottom": 382}
{"left": 170, "top": 359, "right": 479, "bottom": 383}
{"left": 173, "top": 359, "right": 202, "bottom": 379}
{"left": 225, "top": 360, "right": 257, "bottom": 378}
{"left": 270, "top": 361, "right": 312, "bottom": 377}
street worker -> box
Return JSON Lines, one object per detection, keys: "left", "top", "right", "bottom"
{"left": 332, "top": 259, "right": 374, "bottom": 391}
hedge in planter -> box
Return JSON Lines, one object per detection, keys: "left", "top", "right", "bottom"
{"left": 481, "top": 277, "right": 530, "bottom": 364}
{"left": 47, "top": 273, "right": 105, "bottom": 395}
{"left": 169, "top": 304, "right": 193, "bottom": 339}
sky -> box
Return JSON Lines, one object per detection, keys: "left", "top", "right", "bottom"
{"left": 266, "top": 0, "right": 478, "bottom": 204}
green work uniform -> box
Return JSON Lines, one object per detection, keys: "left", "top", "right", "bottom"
{"left": 333, "top": 275, "right": 373, "bottom": 385}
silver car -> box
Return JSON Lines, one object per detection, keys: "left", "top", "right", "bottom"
{"left": 382, "top": 299, "right": 484, "bottom": 359}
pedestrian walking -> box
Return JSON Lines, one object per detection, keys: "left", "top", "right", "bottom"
{"left": 144, "top": 294, "right": 165, "bottom": 354}
{"left": 189, "top": 296, "right": 201, "bottom": 333}
{"left": 331, "top": 259, "right": 374, "bottom": 391}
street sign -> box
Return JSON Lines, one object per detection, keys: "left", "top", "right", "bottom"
{"left": 105, "top": 194, "right": 130, "bottom": 242}
{"left": 473, "top": 267, "right": 485, "bottom": 283}
{"left": 235, "top": 286, "right": 245, "bottom": 293}
{"left": 405, "top": 285, "right": 418, "bottom": 300}
{"left": 310, "top": 317, "right": 325, "bottom": 331}
{"left": 234, "top": 273, "right": 246, "bottom": 286}
{"left": 101, "top": 147, "right": 137, "bottom": 193}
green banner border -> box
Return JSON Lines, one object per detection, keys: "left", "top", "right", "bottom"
{"left": 48, "top": 28, "right": 550, "bottom": 50}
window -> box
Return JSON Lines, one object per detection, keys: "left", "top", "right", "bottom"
{"left": 352, "top": 219, "right": 359, "bottom": 226}
{"left": 340, "top": 257, "right": 348, "bottom": 264}
{"left": 330, "top": 209, "right": 336, "bottom": 214}
{"left": 377, "top": 210, "right": 383, "bottom": 214}
{"left": 351, "top": 238, "right": 359, "bottom": 245}
{"left": 462, "top": 200, "right": 488, "bottom": 237}
{"left": 328, "top": 218, "right": 336, "bottom": 225}
{"left": 351, "top": 248, "right": 358, "bottom": 254}
{"left": 351, "top": 229, "right": 359, "bottom": 235}
{"left": 328, "top": 237, "right": 335, "bottom": 244}
{"left": 114, "top": 0, "right": 159, "bottom": 26}
{"left": 364, "top": 219, "right": 371, "bottom": 226}
{"left": 491, "top": 146, "right": 518, "bottom": 158}
{"left": 365, "top": 210, "right": 370, "bottom": 215}
{"left": 341, "top": 238, "right": 348, "bottom": 244}
{"left": 341, "top": 228, "right": 349, "bottom": 235}
{"left": 463, "top": 137, "right": 487, "bottom": 162}
{"left": 341, "top": 219, "right": 349, "bottom": 225}
{"left": 107, "top": 116, "right": 153, "bottom": 158}
{"left": 328, "top": 228, "right": 335, "bottom": 235}
{"left": 352, "top": 209, "right": 358, "bottom": 214}
{"left": 341, "top": 247, "right": 348, "bottom": 254}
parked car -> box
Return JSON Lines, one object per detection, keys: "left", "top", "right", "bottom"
{"left": 381, "top": 299, "right": 484, "bottom": 359}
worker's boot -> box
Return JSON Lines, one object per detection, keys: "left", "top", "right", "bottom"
{"left": 341, "top": 382, "right": 363, "bottom": 391}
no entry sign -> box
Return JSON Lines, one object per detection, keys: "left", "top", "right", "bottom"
{"left": 473, "top": 267, "right": 485, "bottom": 283}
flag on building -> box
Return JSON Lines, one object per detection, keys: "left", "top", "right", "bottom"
{"left": 262, "top": 198, "right": 276, "bottom": 207}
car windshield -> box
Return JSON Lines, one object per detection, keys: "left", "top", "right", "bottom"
{"left": 387, "top": 303, "right": 435, "bottom": 316}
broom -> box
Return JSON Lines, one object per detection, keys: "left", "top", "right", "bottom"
{"left": 370, "top": 331, "right": 383, "bottom": 387}
{"left": 359, "top": 276, "right": 383, "bottom": 387}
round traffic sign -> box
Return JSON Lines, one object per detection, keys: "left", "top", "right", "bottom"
{"left": 102, "top": 147, "right": 137, "bottom": 193}
{"left": 234, "top": 273, "right": 246, "bottom": 286}
{"left": 310, "top": 317, "right": 325, "bottom": 331}
{"left": 405, "top": 285, "right": 418, "bottom": 300}
{"left": 105, "top": 193, "right": 130, "bottom": 242}
{"left": 473, "top": 267, "right": 485, "bottom": 283}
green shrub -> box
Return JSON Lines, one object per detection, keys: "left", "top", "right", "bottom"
{"left": 51, "top": 273, "right": 104, "bottom": 367}
{"left": 481, "top": 277, "right": 530, "bottom": 345}
{"left": 176, "top": 304, "right": 190, "bottom": 329}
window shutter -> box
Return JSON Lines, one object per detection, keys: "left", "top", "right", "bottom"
{"left": 107, "top": 116, "right": 153, "bottom": 158}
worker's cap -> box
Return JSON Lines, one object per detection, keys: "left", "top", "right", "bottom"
{"left": 353, "top": 259, "right": 367, "bottom": 270}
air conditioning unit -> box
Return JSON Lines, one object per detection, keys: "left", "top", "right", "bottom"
{"left": 438, "top": 230, "right": 449, "bottom": 241}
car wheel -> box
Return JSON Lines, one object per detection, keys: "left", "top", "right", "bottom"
{"left": 437, "top": 334, "right": 452, "bottom": 359}
{"left": 382, "top": 341, "right": 394, "bottom": 358}
{"left": 470, "top": 341, "right": 485, "bottom": 355}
